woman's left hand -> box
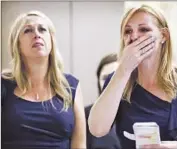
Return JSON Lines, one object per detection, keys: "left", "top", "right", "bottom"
{"left": 141, "top": 141, "right": 177, "bottom": 149}
{"left": 141, "top": 144, "right": 170, "bottom": 149}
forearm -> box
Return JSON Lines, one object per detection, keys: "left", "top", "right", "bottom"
{"left": 71, "top": 141, "right": 86, "bottom": 149}
{"left": 88, "top": 66, "right": 131, "bottom": 137}
{"left": 71, "top": 83, "right": 86, "bottom": 149}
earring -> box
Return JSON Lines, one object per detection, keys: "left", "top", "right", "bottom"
{"left": 161, "top": 40, "right": 164, "bottom": 44}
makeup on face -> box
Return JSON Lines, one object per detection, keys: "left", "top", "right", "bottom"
{"left": 123, "top": 12, "right": 161, "bottom": 45}
{"left": 18, "top": 16, "right": 52, "bottom": 58}
{"left": 23, "top": 24, "right": 48, "bottom": 35}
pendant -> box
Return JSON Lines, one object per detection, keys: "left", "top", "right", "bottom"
{"left": 36, "top": 93, "right": 39, "bottom": 100}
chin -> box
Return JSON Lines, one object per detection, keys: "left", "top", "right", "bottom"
{"left": 31, "top": 54, "right": 48, "bottom": 59}
{"left": 36, "top": 50, "right": 50, "bottom": 56}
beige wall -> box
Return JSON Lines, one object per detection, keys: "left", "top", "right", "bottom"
{"left": 2, "top": 2, "right": 71, "bottom": 72}
{"left": 1, "top": 1, "right": 124, "bottom": 106}
{"left": 2, "top": 1, "right": 177, "bottom": 106}
{"left": 72, "top": 2, "right": 124, "bottom": 105}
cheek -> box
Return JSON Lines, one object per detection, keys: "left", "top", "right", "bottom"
{"left": 150, "top": 29, "right": 162, "bottom": 39}
{"left": 154, "top": 36, "right": 162, "bottom": 51}
{"left": 148, "top": 30, "right": 162, "bottom": 47}
{"left": 45, "top": 34, "right": 52, "bottom": 50}
{"left": 19, "top": 36, "right": 30, "bottom": 48}
{"left": 154, "top": 33, "right": 162, "bottom": 46}
{"left": 18, "top": 36, "right": 31, "bottom": 55}
{"left": 18, "top": 38, "right": 25, "bottom": 53}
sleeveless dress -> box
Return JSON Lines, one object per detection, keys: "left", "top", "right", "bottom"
{"left": 2, "top": 74, "right": 78, "bottom": 149}
{"left": 102, "top": 72, "right": 177, "bottom": 149}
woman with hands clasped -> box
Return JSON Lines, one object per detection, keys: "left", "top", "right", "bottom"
{"left": 88, "top": 5, "right": 177, "bottom": 149}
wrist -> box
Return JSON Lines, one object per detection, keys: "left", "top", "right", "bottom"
{"left": 116, "top": 64, "right": 131, "bottom": 79}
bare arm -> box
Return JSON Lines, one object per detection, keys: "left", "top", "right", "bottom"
{"left": 88, "top": 35, "right": 156, "bottom": 137}
{"left": 71, "top": 83, "right": 86, "bottom": 149}
{"left": 88, "top": 67, "right": 130, "bottom": 137}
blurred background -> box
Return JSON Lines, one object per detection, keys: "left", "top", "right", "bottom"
{"left": 1, "top": 1, "right": 177, "bottom": 106}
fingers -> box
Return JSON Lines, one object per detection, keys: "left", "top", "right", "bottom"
{"left": 124, "top": 34, "right": 155, "bottom": 50}
{"left": 132, "top": 35, "right": 152, "bottom": 47}
{"left": 140, "top": 144, "right": 158, "bottom": 149}
{"left": 139, "top": 44, "right": 154, "bottom": 61}
{"left": 140, "top": 41, "right": 155, "bottom": 56}
{"left": 137, "top": 36, "right": 156, "bottom": 51}
{"left": 140, "top": 144, "right": 169, "bottom": 149}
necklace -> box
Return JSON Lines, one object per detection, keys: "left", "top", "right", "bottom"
{"left": 35, "top": 93, "right": 39, "bottom": 100}
{"left": 32, "top": 85, "right": 52, "bottom": 101}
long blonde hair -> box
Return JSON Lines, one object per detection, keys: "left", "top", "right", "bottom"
{"left": 119, "top": 5, "right": 177, "bottom": 102}
{"left": 2, "top": 11, "right": 72, "bottom": 111}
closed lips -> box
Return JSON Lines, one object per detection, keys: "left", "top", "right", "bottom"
{"left": 32, "top": 42, "right": 44, "bottom": 47}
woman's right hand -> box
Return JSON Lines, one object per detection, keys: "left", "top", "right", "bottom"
{"left": 118, "top": 35, "right": 156, "bottom": 75}
{"left": 88, "top": 36, "right": 156, "bottom": 138}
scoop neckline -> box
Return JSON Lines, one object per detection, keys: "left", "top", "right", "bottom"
{"left": 13, "top": 92, "right": 56, "bottom": 104}
{"left": 135, "top": 82, "right": 171, "bottom": 105}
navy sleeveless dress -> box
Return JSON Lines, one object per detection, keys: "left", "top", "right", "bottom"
{"left": 2, "top": 74, "right": 78, "bottom": 149}
{"left": 102, "top": 72, "right": 177, "bottom": 149}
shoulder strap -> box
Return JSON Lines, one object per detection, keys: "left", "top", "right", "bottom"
{"left": 64, "top": 73, "right": 79, "bottom": 101}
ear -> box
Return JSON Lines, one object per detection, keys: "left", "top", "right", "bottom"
{"left": 160, "top": 27, "right": 170, "bottom": 44}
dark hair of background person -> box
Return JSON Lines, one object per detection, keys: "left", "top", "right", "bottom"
{"left": 96, "top": 53, "right": 118, "bottom": 95}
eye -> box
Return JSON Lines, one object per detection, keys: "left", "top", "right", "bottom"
{"left": 124, "top": 29, "right": 132, "bottom": 35}
{"left": 39, "top": 27, "right": 47, "bottom": 32}
{"left": 24, "top": 28, "right": 33, "bottom": 33}
{"left": 139, "top": 27, "right": 151, "bottom": 32}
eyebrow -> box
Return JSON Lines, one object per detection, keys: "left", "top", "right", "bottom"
{"left": 125, "top": 23, "right": 148, "bottom": 27}
{"left": 23, "top": 24, "right": 45, "bottom": 28}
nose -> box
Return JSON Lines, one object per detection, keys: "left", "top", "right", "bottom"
{"left": 34, "top": 29, "right": 41, "bottom": 39}
{"left": 130, "top": 31, "right": 140, "bottom": 42}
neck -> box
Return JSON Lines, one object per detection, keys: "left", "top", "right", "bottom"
{"left": 23, "top": 57, "right": 49, "bottom": 87}
{"left": 137, "top": 54, "right": 160, "bottom": 88}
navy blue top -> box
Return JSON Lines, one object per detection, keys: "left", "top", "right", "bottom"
{"left": 85, "top": 104, "right": 121, "bottom": 149}
{"left": 102, "top": 72, "right": 177, "bottom": 149}
{"left": 2, "top": 74, "right": 79, "bottom": 149}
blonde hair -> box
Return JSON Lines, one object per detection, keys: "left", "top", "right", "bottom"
{"left": 2, "top": 10, "right": 72, "bottom": 111}
{"left": 119, "top": 5, "right": 177, "bottom": 102}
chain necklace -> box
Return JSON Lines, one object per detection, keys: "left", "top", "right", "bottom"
{"left": 32, "top": 85, "right": 52, "bottom": 101}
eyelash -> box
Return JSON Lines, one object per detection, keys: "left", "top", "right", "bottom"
{"left": 24, "top": 27, "right": 47, "bottom": 34}
{"left": 39, "top": 27, "right": 47, "bottom": 32}
{"left": 124, "top": 28, "right": 150, "bottom": 35}
{"left": 24, "top": 29, "right": 32, "bottom": 33}
{"left": 140, "top": 28, "right": 150, "bottom": 32}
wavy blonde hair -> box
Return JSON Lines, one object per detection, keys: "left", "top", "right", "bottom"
{"left": 2, "top": 10, "right": 72, "bottom": 111}
{"left": 119, "top": 5, "right": 177, "bottom": 102}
